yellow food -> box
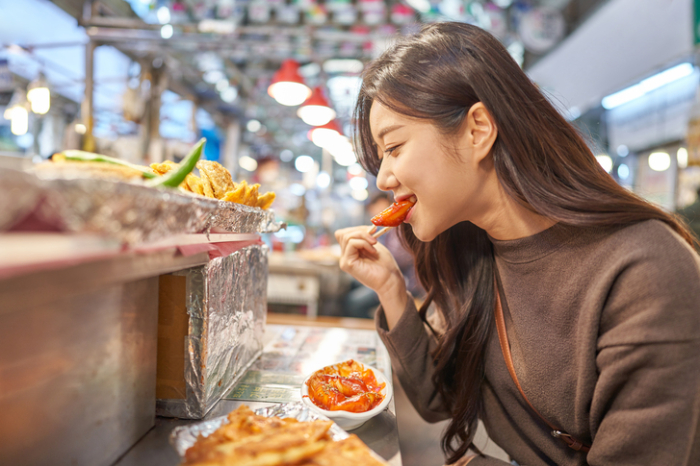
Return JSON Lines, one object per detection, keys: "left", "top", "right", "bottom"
{"left": 255, "top": 192, "right": 276, "bottom": 210}
{"left": 111, "top": 157, "right": 274, "bottom": 209}
{"left": 197, "top": 160, "right": 236, "bottom": 199}
{"left": 222, "top": 181, "right": 248, "bottom": 205}
{"left": 182, "top": 405, "right": 385, "bottom": 466}
{"left": 150, "top": 160, "right": 205, "bottom": 195}
{"left": 36, "top": 160, "right": 148, "bottom": 180}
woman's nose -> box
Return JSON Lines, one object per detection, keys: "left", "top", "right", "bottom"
{"left": 376, "top": 158, "right": 398, "bottom": 191}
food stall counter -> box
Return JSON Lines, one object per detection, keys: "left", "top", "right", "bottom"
{"left": 114, "top": 324, "right": 403, "bottom": 466}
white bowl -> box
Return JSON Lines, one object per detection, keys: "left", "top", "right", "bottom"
{"left": 300, "top": 364, "right": 393, "bottom": 431}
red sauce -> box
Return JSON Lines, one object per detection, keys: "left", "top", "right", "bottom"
{"left": 306, "top": 359, "right": 386, "bottom": 413}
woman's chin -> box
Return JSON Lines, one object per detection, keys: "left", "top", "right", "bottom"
{"left": 411, "top": 223, "right": 439, "bottom": 242}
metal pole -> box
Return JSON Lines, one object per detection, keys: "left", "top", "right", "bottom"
{"left": 82, "top": 39, "right": 95, "bottom": 152}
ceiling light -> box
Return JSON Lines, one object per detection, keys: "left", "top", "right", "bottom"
{"left": 10, "top": 106, "right": 28, "bottom": 135}
{"left": 160, "top": 24, "right": 174, "bottom": 39}
{"left": 323, "top": 59, "right": 364, "bottom": 74}
{"left": 648, "top": 152, "right": 671, "bottom": 172}
{"left": 295, "top": 155, "right": 315, "bottom": 173}
{"left": 308, "top": 120, "right": 341, "bottom": 148}
{"left": 297, "top": 86, "right": 336, "bottom": 126}
{"left": 595, "top": 154, "right": 612, "bottom": 173}
{"left": 617, "top": 163, "right": 630, "bottom": 180}
{"left": 216, "top": 79, "right": 229, "bottom": 91}
{"left": 602, "top": 63, "right": 694, "bottom": 110}
{"left": 239, "top": 155, "right": 258, "bottom": 172}
{"left": 246, "top": 120, "right": 261, "bottom": 132}
{"left": 289, "top": 183, "right": 306, "bottom": 196}
{"left": 220, "top": 87, "right": 238, "bottom": 103}
{"left": 280, "top": 149, "right": 294, "bottom": 162}
{"left": 268, "top": 59, "right": 311, "bottom": 106}
{"left": 157, "top": 6, "right": 171, "bottom": 24}
{"left": 347, "top": 163, "right": 364, "bottom": 176}
{"left": 349, "top": 177, "right": 368, "bottom": 191}
{"left": 316, "top": 172, "right": 331, "bottom": 189}
{"left": 328, "top": 136, "right": 357, "bottom": 166}
{"left": 27, "top": 74, "right": 50, "bottom": 115}
{"left": 351, "top": 189, "right": 369, "bottom": 201}
{"left": 405, "top": 0, "right": 431, "bottom": 13}
{"left": 75, "top": 123, "right": 87, "bottom": 134}
{"left": 203, "top": 70, "right": 225, "bottom": 84}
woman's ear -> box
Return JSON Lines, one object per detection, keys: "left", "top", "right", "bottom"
{"left": 464, "top": 102, "right": 498, "bottom": 165}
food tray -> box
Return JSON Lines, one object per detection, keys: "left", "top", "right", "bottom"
{"left": 169, "top": 402, "right": 389, "bottom": 465}
{"left": 1, "top": 168, "right": 283, "bottom": 244}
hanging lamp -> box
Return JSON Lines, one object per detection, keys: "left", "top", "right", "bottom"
{"left": 4, "top": 89, "right": 29, "bottom": 135}
{"left": 27, "top": 73, "right": 50, "bottom": 115}
{"left": 267, "top": 59, "right": 312, "bottom": 106}
{"left": 308, "top": 119, "right": 341, "bottom": 149}
{"left": 297, "top": 86, "right": 336, "bottom": 126}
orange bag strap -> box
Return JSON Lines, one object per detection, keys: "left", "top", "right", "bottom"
{"left": 493, "top": 277, "right": 591, "bottom": 453}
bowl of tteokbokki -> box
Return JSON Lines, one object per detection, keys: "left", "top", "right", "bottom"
{"left": 301, "top": 359, "right": 392, "bottom": 430}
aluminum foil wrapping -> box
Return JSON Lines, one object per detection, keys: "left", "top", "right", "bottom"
{"left": 157, "top": 243, "right": 268, "bottom": 419}
{"left": 169, "top": 402, "right": 389, "bottom": 465}
{"left": 1, "top": 169, "right": 283, "bottom": 242}
{"left": 0, "top": 169, "right": 43, "bottom": 231}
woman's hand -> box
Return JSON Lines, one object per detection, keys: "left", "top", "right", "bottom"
{"left": 335, "top": 226, "right": 408, "bottom": 327}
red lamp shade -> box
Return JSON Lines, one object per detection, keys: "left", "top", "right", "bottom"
{"left": 297, "top": 86, "right": 336, "bottom": 126}
{"left": 267, "top": 59, "right": 311, "bottom": 106}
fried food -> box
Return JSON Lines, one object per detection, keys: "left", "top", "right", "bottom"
{"left": 35, "top": 160, "right": 149, "bottom": 181}
{"left": 221, "top": 181, "right": 274, "bottom": 210}
{"left": 150, "top": 158, "right": 276, "bottom": 209}
{"left": 306, "top": 360, "right": 386, "bottom": 413}
{"left": 255, "top": 192, "right": 276, "bottom": 210}
{"left": 243, "top": 183, "right": 260, "bottom": 207}
{"left": 297, "top": 435, "right": 387, "bottom": 466}
{"left": 182, "top": 405, "right": 386, "bottom": 466}
{"left": 197, "top": 160, "right": 236, "bottom": 199}
{"left": 150, "top": 161, "right": 205, "bottom": 195}
{"left": 222, "top": 182, "right": 247, "bottom": 204}
{"left": 370, "top": 198, "right": 416, "bottom": 227}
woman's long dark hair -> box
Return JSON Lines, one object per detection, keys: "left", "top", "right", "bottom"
{"left": 353, "top": 22, "right": 695, "bottom": 464}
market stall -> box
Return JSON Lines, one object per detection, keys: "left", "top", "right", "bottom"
{"left": 0, "top": 150, "right": 399, "bottom": 465}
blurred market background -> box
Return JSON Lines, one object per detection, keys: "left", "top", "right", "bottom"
{"left": 1, "top": 0, "right": 698, "bottom": 464}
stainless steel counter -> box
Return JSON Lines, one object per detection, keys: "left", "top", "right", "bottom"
{"left": 115, "top": 324, "right": 402, "bottom": 466}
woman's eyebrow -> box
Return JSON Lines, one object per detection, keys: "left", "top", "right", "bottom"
{"left": 374, "top": 124, "right": 405, "bottom": 145}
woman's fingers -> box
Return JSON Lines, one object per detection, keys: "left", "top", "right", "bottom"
{"left": 335, "top": 226, "right": 377, "bottom": 250}
{"left": 347, "top": 238, "right": 380, "bottom": 261}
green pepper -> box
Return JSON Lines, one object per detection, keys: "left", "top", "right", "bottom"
{"left": 146, "top": 138, "right": 206, "bottom": 189}
{"left": 58, "top": 150, "right": 157, "bottom": 179}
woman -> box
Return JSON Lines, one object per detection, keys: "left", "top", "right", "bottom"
{"left": 335, "top": 22, "right": 700, "bottom": 466}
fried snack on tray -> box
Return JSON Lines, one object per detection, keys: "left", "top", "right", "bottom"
{"left": 150, "top": 160, "right": 205, "bottom": 195}
{"left": 35, "top": 159, "right": 150, "bottom": 181}
{"left": 197, "top": 160, "right": 236, "bottom": 199}
{"left": 255, "top": 191, "right": 276, "bottom": 210}
{"left": 152, "top": 159, "right": 275, "bottom": 209}
{"left": 182, "top": 405, "right": 385, "bottom": 466}
{"left": 297, "top": 435, "right": 386, "bottom": 466}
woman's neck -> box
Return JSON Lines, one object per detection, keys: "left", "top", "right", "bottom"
{"left": 477, "top": 185, "right": 556, "bottom": 241}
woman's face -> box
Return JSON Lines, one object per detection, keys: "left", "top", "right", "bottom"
{"left": 369, "top": 100, "right": 496, "bottom": 241}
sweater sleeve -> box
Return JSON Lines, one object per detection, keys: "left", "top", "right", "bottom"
{"left": 374, "top": 294, "right": 451, "bottom": 423}
{"left": 588, "top": 228, "right": 700, "bottom": 465}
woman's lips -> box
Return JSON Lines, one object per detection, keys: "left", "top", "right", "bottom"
{"left": 404, "top": 203, "right": 415, "bottom": 223}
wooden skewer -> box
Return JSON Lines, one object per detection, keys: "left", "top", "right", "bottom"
{"left": 369, "top": 225, "right": 393, "bottom": 239}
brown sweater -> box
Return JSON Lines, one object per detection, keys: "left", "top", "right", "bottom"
{"left": 376, "top": 220, "right": 700, "bottom": 466}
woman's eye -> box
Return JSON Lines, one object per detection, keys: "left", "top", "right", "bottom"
{"left": 384, "top": 145, "right": 400, "bottom": 156}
